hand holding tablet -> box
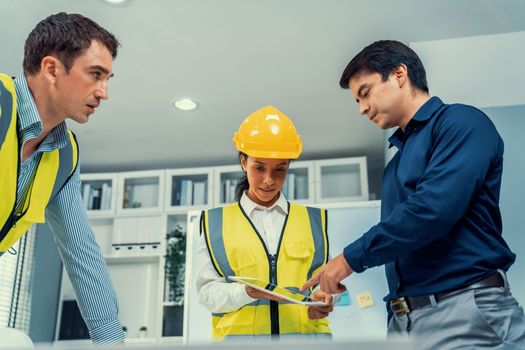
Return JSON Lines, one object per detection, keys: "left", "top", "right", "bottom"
{"left": 229, "top": 276, "right": 329, "bottom": 306}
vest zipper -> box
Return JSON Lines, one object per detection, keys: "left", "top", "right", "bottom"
{"left": 237, "top": 202, "right": 289, "bottom": 337}
{"left": 269, "top": 254, "right": 279, "bottom": 336}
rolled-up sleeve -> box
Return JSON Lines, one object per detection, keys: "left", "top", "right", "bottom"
{"left": 46, "top": 166, "right": 124, "bottom": 344}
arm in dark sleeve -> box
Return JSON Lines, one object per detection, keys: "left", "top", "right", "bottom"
{"left": 344, "top": 109, "right": 503, "bottom": 272}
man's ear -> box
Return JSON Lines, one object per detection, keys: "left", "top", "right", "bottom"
{"left": 40, "top": 56, "right": 60, "bottom": 83}
{"left": 393, "top": 64, "right": 408, "bottom": 88}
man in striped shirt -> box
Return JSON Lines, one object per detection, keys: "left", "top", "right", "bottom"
{"left": 0, "top": 13, "right": 124, "bottom": 344}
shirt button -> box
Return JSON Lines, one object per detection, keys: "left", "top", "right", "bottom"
{"left": 363, "top": 265, "right": 369, "bottom": 270}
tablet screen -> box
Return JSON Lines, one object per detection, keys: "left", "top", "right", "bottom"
{"left": 229, "top": 276, "right": 327, "bottom": 306}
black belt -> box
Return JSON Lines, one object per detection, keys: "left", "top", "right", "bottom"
{"left": 390, "top": 272, "right": 505, "bottom": 317}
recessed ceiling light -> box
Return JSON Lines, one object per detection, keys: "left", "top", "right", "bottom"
{"left": 104, "top": 0, "right": 126, "bottom": 5}
{"left": 173, "top": 98, "right": 198, "bottom": 111}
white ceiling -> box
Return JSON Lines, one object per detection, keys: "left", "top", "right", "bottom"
{"left": 1, "top": 0, "right": 525, "bottom": 174}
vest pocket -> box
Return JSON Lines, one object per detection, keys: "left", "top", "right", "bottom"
{"left": 216, "top": 306, "right": 257, "bottom": 335}
{"left": 283, "top": 242, "right": 313, "bottom": 259}
{"left": 281, "top": 242, "right": 314, "bottom": 287}
{"left": 234, "top": 260, "right": 259, "bottom": 278}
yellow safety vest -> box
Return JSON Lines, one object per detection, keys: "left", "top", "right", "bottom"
{"left": 202, "top": 201, "right": 331, "bottom": 340}
{"left": 0, "top": 73, "right": 79, "bottom": 252}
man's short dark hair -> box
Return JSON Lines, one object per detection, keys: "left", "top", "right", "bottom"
{"left": 339, "top": 40, "right": 429, "bottom": 93}
{"left": 23, "top": 12, "right": 120, "bottom": 75}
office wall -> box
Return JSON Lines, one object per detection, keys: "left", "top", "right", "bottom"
{"left": 482, "top": 104, "right": 525, "bottom": 304}
{"left": 410, "top": 31, "right": 525, "bottom": 108}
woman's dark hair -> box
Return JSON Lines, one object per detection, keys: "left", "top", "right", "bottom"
{"left": 23, "top": 12, "right": 120, "bottom": 75}
{"left": 339, "top": 40, "right": 428, "bottom": 93}
{"left": 234, "top": 152, "right": 250, "bottom": 202}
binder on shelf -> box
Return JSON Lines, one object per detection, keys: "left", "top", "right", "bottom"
{"left": 192, "top": 181, "right": 206, "bottom": 205}
{"left": 82, "top": 183, "right": 91, "bottom": 210}
{"left": 224, "top": 179, "right": 231, "bottom": 203}
{"left": 295, "top": 175, "right": 307, "bottom": 199}
{"left": 92, "top": 188, "right": 101, "bottom": 210}
{"left": 107, "top": 184, "right": 112, "bottom": 209}
{"left": 229, "top": 180, "right": 236, "bottom": 203}
{"left": 101, "top": 183, "right": 111, "bottom": 210}
{"left": 282, "top": 177, "right": 289, "bottom": 198}
{"left": 287, "top": 173, "right": 296, "bottom": 200}
{"left": 180, "top": 179, "right": 193, "bottom": 206}
{"left": 172, "top": 180, "right": 181, "bottom": 206}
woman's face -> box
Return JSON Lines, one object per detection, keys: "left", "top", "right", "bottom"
{"left": 240, "top": 155, "right": 289, "bottom": 207}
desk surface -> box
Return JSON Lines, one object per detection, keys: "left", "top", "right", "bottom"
{"left": 31, "top": 338, "right": 413, "bottom": 350}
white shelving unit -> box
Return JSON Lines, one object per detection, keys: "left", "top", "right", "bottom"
{"left": 315, "top": 156, "right": 369, "bottom": 203}
{"left": 283, "top": 160, "right": 315, "bottom": 204}
{"left": 55, "top": 156, "right": 369, "bottom": 344}
{"left": 117, "top": 170, "right": 165, "bottom": 215}
{"left": 213, "top": 164, "right": 244, "bottom": 206}
{"left": 80, "top": 173, "right": 117, "bottom": 217}
{"left": 165, "top": 167, "right": 213, "bottom": 211}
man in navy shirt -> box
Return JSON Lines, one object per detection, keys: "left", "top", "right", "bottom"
{"left": 302, "top": 40, "right": 525, "bottom": 349}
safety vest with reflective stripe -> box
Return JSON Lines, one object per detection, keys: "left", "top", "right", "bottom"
{"left": 0, "top": 73, "right": 79, "bottom": 252}
{"left": 201, "top": 201, "right": 331, "bottom": 340}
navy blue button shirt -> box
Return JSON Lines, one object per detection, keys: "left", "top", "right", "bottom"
{"left": 343, "top": 96, "right": 515, "bottom": 303}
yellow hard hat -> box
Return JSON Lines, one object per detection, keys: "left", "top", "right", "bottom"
{"left": 233, "top": 105, "right": 303, "bottom": 159}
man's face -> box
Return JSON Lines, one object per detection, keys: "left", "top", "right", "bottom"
{"left": 348, "top": 71, "right": 404, "bottom": 129}
{"left": 53, "top": 40, "right": 113, "bottom": 124}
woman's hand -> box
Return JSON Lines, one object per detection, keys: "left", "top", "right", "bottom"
{"left": 245, "top": 286, "right": 287, "bottom": 302}
{"left": 307, "top": 290, "right": 334, "bottom": 319}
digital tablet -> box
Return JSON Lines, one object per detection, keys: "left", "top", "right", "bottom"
{"left": 229, "top": 276, "right": 328, "bottom": 306}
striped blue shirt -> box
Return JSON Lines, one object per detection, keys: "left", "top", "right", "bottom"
{"left": 12, "top": 75, "right": 124, "bottom": 344}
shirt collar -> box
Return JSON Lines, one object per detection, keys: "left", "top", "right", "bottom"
{"left": 14, "top": 74, "right": 41, "bottom": 131}
{"left": 14, "top": 74, "right": 69, "bottom": 149}
{"left": 240, "top": 191, "right": 289, "bottom": 216}
{"left": 410, "top": 96, "right": 444, "bottom": 123}
{"left": 388, "top": 96, "right": 444, "bottom": 148}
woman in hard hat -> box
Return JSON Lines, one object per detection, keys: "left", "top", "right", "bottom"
{"left": 196, "top": 105, "right": 333, "bottom": 340}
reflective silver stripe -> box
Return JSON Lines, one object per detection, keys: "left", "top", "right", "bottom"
{"left": 0, "top": 78, "right": 14, "bottom": 147}
{"left": 211, "top": 299, "right": 269, "bottom": 318}
{"left": 50, "top": 133, "right": 77, "bottom": 199}
{"left": 306, "top": 207, "right": 327, "bottom": 280}
{"left": 286, "top": 286, "right": 308, "bottom": 296}
{"left": 212, "top": 292, "right": 310, "bottom": 319}
{"left": 208, "top": 207, "right": 236, "bottom": 280}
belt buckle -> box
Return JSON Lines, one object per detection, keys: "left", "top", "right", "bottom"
{"left": 390, "top": 297, "right": 410, "bottom": 316}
